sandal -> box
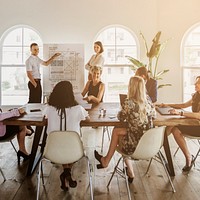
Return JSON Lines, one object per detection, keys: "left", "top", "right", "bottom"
{"left": 182, "top": 155, "right": 195, "bottom": 172}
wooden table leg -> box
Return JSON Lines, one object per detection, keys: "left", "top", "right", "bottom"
{"left": 26, "top": 126, "right": 44, "bottom": 176}
{"left": 163, "top": 131, "right": 175, "bottom": 176}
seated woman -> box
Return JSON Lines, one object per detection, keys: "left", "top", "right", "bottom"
{"left": 43, "top": 81, "right": 89, "bottom": 191}
{"left": 158, "top": 76, "right": 200, "bottom": 172}
{"left": 82, "top": 66, "right": 105, "bottom": 104}
{"left": 0, "top": 108, "right": 29, "bottom": 164}
{"left": 94, "top": 76, "right": 155, "bottom": 182}
{"left": 135, "top": 66, "right": 157, "bottom": 103}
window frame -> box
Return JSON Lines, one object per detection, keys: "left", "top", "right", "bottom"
{"left": 0, "top": 25, "right": 43, "bottom": 106}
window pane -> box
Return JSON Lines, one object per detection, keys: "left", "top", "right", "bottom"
{"left": 116, "top": 27, "right": 136, "bottom": 45}
{"left": 183, "top": 47, "right": 200, "bottom": 66}
{"left": 97, "top": 27, "right": 115, "bottom": 45}
{"left": 3, "top": 29, "right": 22, "bottom": 46}
{"left": 116, "top": 46, "right": 137, "bottom": 64}
{"left": 24, "top": 28, "right": 43, "bottom": 46}
{"left": 102, "top": 66, "right": 133, "bottom": 102}
{"left": 1, "top": 67, "right": 29, "bottom": 105}
{"left": 2, "top": 47, "right": 23, "bottom": 64}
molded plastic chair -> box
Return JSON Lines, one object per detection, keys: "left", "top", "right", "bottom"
{"left": 107, "top": 126, "right": 175, "bottom": 200}
{"left": 0, "top": 133, "right": 17, "bottom": 182}
{"left": 36, "top": 131, "right": 93, "bottom": 200}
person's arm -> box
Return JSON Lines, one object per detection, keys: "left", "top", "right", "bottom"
{"left": 42, "top": 53, "right": 61, "bottom": 66}
{"left": 169, "top": 109, "right": 200, "bottom": 120}
{"left": 85, "top": 83, "right": 105, "bottom": 104}
{"left": 81, "top": 81, "right": 90, "bottom": 97}
{"left": 0, "top": 108, "right": 24, "bottom": 121}
{"left": 85, "top": 55, "right": 93, "bottom": 70}
{"left": 159, "top": 99, "right": 192, "bottom": 109}
{"left": 27, "top": 71, "right": 37, "bottom": 87}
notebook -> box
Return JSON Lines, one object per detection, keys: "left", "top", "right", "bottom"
{"left": 156, "top": 106, "right": 183, "bottom": 115}
{"left": 119, "top": 94, "right": 127, "bottom": 107}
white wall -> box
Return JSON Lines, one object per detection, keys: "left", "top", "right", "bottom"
{"left": 0, "top": 0, "right": 200, "bottom": 103}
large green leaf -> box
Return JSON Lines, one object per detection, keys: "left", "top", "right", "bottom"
{"left": 126, "top": 56, "right": 145, "bottom": 69}
{"left": 158, "top": 84, "right": 172, "bottom": 89}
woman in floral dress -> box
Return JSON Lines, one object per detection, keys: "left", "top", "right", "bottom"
{"left": 94, "top": 76, "right": 155, "bottom": 181}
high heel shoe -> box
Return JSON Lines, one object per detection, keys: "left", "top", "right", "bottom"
{"left": 182, "top": 155, "right": 195, "bottom": 172}
{"left": 64, "top": 168, "right": 77, "bottom": 188}
{"left": 94, "top": 150, "right": 105, "bottom": 169}
{"left": 17, "top": 151, "right": 29, "bottom": 164}
{"left": 60, "top": 172, "right": 69, "bottom": 191}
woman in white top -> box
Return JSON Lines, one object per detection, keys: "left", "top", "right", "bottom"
{"left": 43, "top": 81, "right": 88, "bottom": 191}
{"left": 85, "top": 41, "right": 104, "bottom": 80}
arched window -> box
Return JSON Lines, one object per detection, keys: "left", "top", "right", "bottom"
{"left": 96, "top": 25, "right": 139, "bottom": 102}
{"left": 0, "top": 25, "right": 43, "bottom": 105}
{"left": 181, "top": 24, "right": 200, "bottom": 102}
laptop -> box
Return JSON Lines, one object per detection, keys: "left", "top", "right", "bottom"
{"left": 119, "top": 94, "right": 127, "bottom": 107}
{"left": 156, "top": 106, "right": 183, "bottom": 115}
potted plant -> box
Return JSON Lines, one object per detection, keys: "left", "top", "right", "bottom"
{"left": 126, "top": 31, "right": 171, "bottom": 89}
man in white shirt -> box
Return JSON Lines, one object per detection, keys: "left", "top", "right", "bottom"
{"left": 26, "top": 43, "right": 60, "bottom": 103}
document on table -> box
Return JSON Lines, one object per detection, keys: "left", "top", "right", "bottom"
{"left": 74, "top": 93, "right": 92, "bottom": 110}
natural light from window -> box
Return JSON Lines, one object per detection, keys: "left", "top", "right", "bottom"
{"left": 96, "top": 26, "right": 138, "bottom": 102}
{"left": 0, "top": 26, "right": 43, "bottom": 106}
{"left": 182, "top": 25, "right": 200, "bottom": 102}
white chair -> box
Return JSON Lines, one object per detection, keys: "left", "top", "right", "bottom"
{"left": 36, "top": 131, "right": 93, "bottom": 200}
{"left": 0, "top": 133, "right": 17, "bottom": 182}
{"left": 107, "top": 126, "right": 175, "bottom": 200}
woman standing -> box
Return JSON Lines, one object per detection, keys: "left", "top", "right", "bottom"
{"left": 85, "top": 41, "right": 104, "bottom": 80}
{"left": 94, "top": 76, "right": 155, "bottom": 182}
{"left": 43, "top": 81, "right": 89, "bottom": 191}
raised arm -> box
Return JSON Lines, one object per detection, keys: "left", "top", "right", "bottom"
{"left": 42, "top": 53, "right": 61, "bottom": 66}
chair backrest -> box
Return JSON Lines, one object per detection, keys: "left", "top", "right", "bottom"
{"left": 132, "top": 126, "right": 166, "bottom": 160}
{"left": 44, "top": 131, "right": 84, "bottom": 164}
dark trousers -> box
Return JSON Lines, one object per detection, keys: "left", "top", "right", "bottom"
{"left": 28, "top": 80, "right": 42, "bottom": 103}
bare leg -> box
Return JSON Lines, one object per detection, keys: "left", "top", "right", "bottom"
{"left": 171, "top": 127, "right": 191, "bottom": 166}
{"left": 17, "top": 126, "right": 28, "bottom": 155}
{"left": 101, "top": 127, "right": 127, "bottom": 167}
{"left": 124, "top": 158, "right": 135, "bottom": 178}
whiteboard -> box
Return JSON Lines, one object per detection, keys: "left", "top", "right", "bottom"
{"left": 43, "top": 43, "right": 84, "bottom": 94}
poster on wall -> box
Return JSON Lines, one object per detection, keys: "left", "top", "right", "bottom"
{"left": 43, "top": 44, "right": 84, "bottom": 94}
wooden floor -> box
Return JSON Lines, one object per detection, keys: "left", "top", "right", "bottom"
{"left": 1, "top": 127, "right": 200, "bottom": 200}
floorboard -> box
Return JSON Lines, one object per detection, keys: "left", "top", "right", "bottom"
{"left": 1, "top": 127, "right": 200, "bottom": 200}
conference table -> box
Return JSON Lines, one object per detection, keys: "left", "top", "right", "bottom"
{"left": 3, "top": 103, "right": 200, "bottom": 176}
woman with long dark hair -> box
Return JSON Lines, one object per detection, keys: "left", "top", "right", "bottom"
{"left": 43, "top": 81, "right": 89, "bottom": 191}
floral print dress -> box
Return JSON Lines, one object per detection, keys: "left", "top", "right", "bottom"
{"left": 118, "top": 97, "right": 156, "bottom": 155}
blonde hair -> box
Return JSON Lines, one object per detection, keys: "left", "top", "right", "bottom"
{"left": 128, "top": 76, "right": 147, "bottom": 122}
{"left": 91, "top": 65, "right": 102, "bottom": 75}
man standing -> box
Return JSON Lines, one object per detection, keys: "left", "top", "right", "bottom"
{"left": 26, "top": 43, "right": 60, "bottom": 103}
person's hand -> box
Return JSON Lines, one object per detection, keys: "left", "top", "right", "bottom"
{"left": 156, "top": 103, "right": 167, "bottom": 107}
{"left": 53, "top": 53, "right": 61, "bottom": 58}
{"left": 83, "top": 95, "right": 93, "bottom": 102}
{"left": 18, "top": 107, "right": 25, "bottom": 114}
{"left": 33, "top": 82, "right": 37, "bottom": 88}
{"left": 169, "top": 109, "right": 179, "bottom": 115}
